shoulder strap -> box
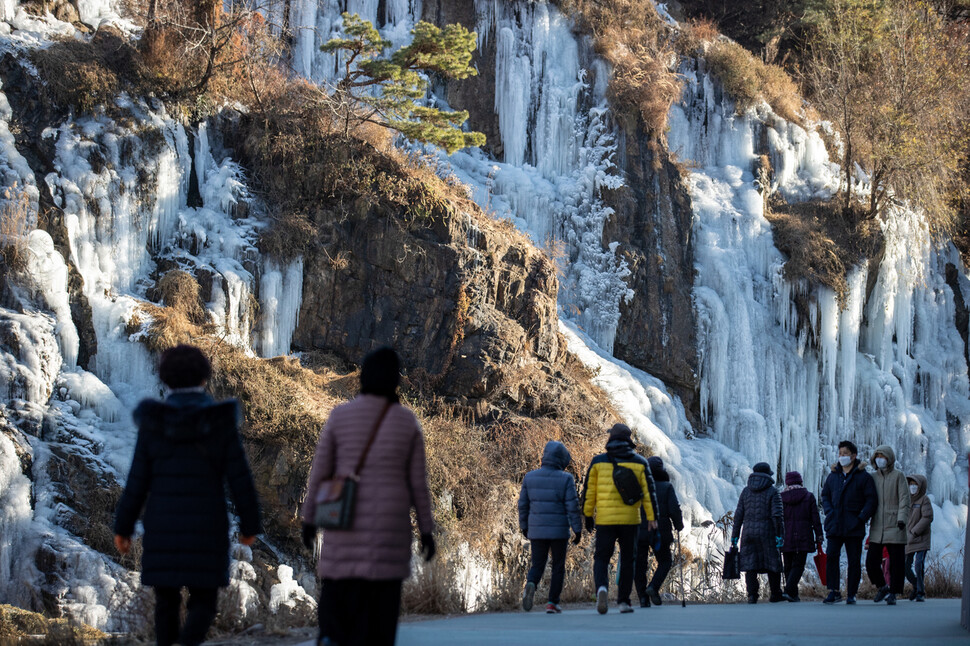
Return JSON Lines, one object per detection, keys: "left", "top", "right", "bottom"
{"left": 352, "top": 401, "right": 393, "bottom": 478}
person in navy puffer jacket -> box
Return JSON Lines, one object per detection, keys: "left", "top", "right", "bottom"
{"left": 518, "top": 440, "right": 583, "bottom": 613}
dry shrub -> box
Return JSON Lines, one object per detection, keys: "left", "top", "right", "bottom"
{"left": 675, "top": 17, "right": 721, "bottom": 57}
{"left": 0, "top": 183, "right": 33, "bottom": 273}
{"left": 923, "top": 549, "right": 964, "bottom": 598}
{"left": 142, "top": 270, "right": 212, "bottom": 351}
{"left": 258, "top": 212, "right": 316, "bottom": 261}
{"left": 766, "top": 196, "right": 882, "bottom": 306}
{"left": 0, "top": 604, "right": 106, "bottom": 645}
{"left": 705, "top": 40, "right": 802, "bottom": 122}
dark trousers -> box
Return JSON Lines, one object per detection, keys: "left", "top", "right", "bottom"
{"left": 904, "top": 550, "right": 927, "bottom": 597}
{"left": 527, "top": 538, "right": 568, "bottom": 604}
{"left": 319, "top": 578, "right": 402, "bottom": 646}
{"left": 782, "top": 551, "right": 809, "bottom": 598}
{"left": 866, "top": 542, "right": 906, "bottom": 594}
{"left": 633, "top": 539, "right": 672, "bottom": 598}
{"left": 744, "top": 571, "right": 782, "bottom": 598}
{"left": 593, "top": 525, "right": 638, "bottom": 604}
{"left": 154, "top": 586, "right": 218, "bottom": 646}
{"left": 826, "top": 536, "right": 863, "bottom": 596}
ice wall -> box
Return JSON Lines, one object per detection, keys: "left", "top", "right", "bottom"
{"left": 668, "top": 61, "right": 969, "bottom": 553}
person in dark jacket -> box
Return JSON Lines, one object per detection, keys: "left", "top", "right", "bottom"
{"left": 634, "top": 456, "right": 683, "bottom": 607}
{"left": 732, "top": 462, "right": 785, "bottom": 603}
{"left": 819, "top": 440, "right": 878, "bottom": 604}
{"left": 518, "top": 440, "right": 583, "bottom": 613}
{"left": 582, "top": 424, "right": 659, "bottom": 614}
{"left": 780, "top": 471, "right": 823, "bottom": 602}
{"left": 114, "top": 345, "right": 261, "bottom": 646}
{"left": 904, "top": 474, "right": 933, "bottom": 601}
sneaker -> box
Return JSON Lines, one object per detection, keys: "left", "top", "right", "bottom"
{"left": 596, "top": 586, "right": 609, "bottom": 615}
{"left": 886, "top": 594, "right": 896, "bottom": 605}
{"left": 873, "top": 585, "right": 891, "bottom": 603}
{"left": 522, "top": 582, "right": 535, "bottom": 612}
{"left": 646, "top": 586, "right": 663, "bottom": 606}
{"left": 618, "top": 602, "right": 634, "bottom": 614}
{"left": 916, "top": 594, "right": 925, "bottom": 602}
{"left": 545, "top": 602, "right": 562, "bottom": 614}
{"left": 846, "top": 596, "right": 856, "bottom": 605}
{"left": 823, "top": 591, "right": 842, "bottom": 604}
{"left": 747, "top": 595, "right": 758, "bottom": 604}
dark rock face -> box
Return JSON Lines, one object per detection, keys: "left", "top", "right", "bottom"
{"left": 293, "top": 207, "right": 560, "bottom": 403}
{"left": 606, "top": 129, "right": 699, "bottom": 424}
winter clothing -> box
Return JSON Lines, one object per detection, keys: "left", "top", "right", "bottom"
{"left": 732, "top": 472, "right": 784, "bottom": 574}
{"left": 905, "top": 550, "right": 927, "bottom": 598}
{"left": 744, "top": 571, "right": 783, "bottom": 601}
{"left": 782, "top": 552, "right": 808, "bottom": 600}
{"left": 826, "top": 536, "right": 864, "bottom": 595}
{"left": 784, "top": 471, "right": 802, "bottom": 487}
{"left": 905, "top": 474, "right": 933, "bottom": 554}
{"left": 582, "top": 438, "right": 658, "bottom": 525}
{"left": 318, "top": 578, "right": 402, "bottom": 646}
{"left": 527, "top": 539, "right": 568, "bottom": 605}
{"left": 635, "top": 542, "right": 672, "bottom": 604}
{"left": 753, "top": 462, "right": 773, "bottom": 475}
{"left": 593, "top": 525, "right": 639, "bottom": 605}
{"left": 781, "top": 483, "right": 822, "bottom": 553}
{"left": 869, "top": 446, "right": 911, "bottom": 544}
{"left": 866, "top": 542, "right": 906, "bottom": 595}
{"left": 820, "top": 458, "right": 877, "bottom": 538}
{"left": 518, "top": 441, "right": 583, "bottom": 540}
{"left": 639, "top": 456, "right": 685, "bottom": 546}
{"left": 154, "top": 587, "right": 218, "bottom": 646}
{"left": 114, "top": 392, "right": 262, "bottom": 589}
{"left": 301, "top": 394, "right": 434, "bottom": 581}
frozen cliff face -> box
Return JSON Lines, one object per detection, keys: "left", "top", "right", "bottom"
{"left": 668, "top": 60, "right": 968, "bottom": 553}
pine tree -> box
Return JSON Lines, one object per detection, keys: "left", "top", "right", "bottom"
{"left": 322, "top": 13, "right": 486, "bottom": 154}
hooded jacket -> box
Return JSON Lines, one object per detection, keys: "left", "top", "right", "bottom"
{"left": 582, "top": 438, "right": 658, "bottom": 526}
{"left": 114, "top": 392, "right": 262, "bottom": 588}
{"left": 868, "top": 445, "right": 911, "bottom": 544}
{"left": 732, "top": 472, "right": 784, "bottom": 573}
{"left": 639, "top": 457, "right": 684, "bottom": 547}
{"left": 518, "top": 441, "right": 583, "bottom": 540}
{"left": 905, "top": 474, "right": 933, "bottom": 554}
{"left": 820, "top": 457, "right": 877, "bottom": 538}
{"left": 781, "top": 485, "right": 823, "bottom": 553}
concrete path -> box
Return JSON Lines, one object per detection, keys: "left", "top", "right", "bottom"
{"left": 383, "top": 599, "right": 966, "bottom": 646}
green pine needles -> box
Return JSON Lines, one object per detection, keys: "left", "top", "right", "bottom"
{"left": 322, "top": 13, "right": 486, "bottom": 154}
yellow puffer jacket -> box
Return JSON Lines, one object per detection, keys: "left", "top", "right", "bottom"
{"left": 582, "top": 449, "right": 657, "bottom": 525}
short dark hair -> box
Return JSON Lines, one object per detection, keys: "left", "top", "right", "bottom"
{"left": 360, "top": 346, "right": 401, "bottom": 402}
{"left": 159, "top": 344, "right": 212, "bottom": 389}
{"left": 838, "top": 440, "right": 858, "bottom": 455}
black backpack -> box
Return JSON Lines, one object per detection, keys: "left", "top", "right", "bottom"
{"left": 610, "top": 457, "right": 643, "bottom": 505}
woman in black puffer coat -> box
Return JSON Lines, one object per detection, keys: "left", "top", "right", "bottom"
{"left": 114, "top": 345, "right": 261, "bottom": 646}
{"left": 731, "top": 462, "right": 785, "bottom": 603}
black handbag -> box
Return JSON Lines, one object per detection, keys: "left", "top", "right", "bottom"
{"left": 313, "top": 402, "right": 392, "bottom": 530}
{"left": 610, "top": 457, "right": 643, "bottom": 505}
{"left": 722, "top": 545, "right": 741, "bottom": 580}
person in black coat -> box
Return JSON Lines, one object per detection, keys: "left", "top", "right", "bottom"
{"left": 114, "top": 345, "right": 261, "bottom": 646}
{"left": 780, "top": 471, "right": 823, "bottom": 601}
{"left": 634, "top": 456, "right": 684, "bottom": 607}
{"left": 732, "top": 462, "right": 785, "bottom": 604}
{"left": 819, "top": 440, "right": 877, "bottom": 604}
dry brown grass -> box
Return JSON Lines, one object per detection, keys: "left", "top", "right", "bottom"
{"left": 140, "top": 269, "right": 213, "bottom": 352}
{"left": 0, "top": 604, "right": 106, "bottom": 645}
{"left": 703, "top": 40, "right": 802, "bottom": 122}
{"left": 766, "top": 196, "right": 882, "bottom": 306}
{"left": 0, "top": 183, "right": 32, "bottom": 274}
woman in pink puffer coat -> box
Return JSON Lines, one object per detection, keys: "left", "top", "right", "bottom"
{"left": 302, "top": 347, "right": 435, "bottom": 646}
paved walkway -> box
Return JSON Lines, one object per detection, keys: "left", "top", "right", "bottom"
{"left": 382, "top": 599, "right": 965, "bottom": 645}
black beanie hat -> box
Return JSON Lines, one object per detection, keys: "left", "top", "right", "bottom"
{"left": 607, "top": 423, "right": 633, "bottom": 445}
{"left": 360, "top": 347, "right": 401, "bottom": 402}
{"left": 752, "top": 462, "right": 773, "bottom": 476}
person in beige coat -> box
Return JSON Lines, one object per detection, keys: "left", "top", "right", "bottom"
{"left": 904, "top": 474, "right": 932, "bottom": 601}
{"left": 865, "top": 444, "right": 910, "bottom": 605}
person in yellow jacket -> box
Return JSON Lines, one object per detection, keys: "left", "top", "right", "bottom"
{"left": 582, "top": 424, "right": 659, "bottom": 614}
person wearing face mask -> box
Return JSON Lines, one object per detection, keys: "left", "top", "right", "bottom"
{"left": 820, "top": 441, "right": 877, "bottom": 604}
{"left": 865, "top": 445, "right": 911, "bottom": 605}
{"left": 904, "top": 474, "right": 932, "bottom": 602}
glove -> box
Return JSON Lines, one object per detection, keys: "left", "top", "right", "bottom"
{"left": 731, "top": 536, "right": 738, "bottom": 547}
{"left": 572, "top": 531, "right": 582, "bottom": 546}
{"left": 302, "top": 523, "right": 316, "bottom": 550}
{"left": 585, "top": 516, "right": 595, "bottom": 532}
{"left": 775, "top": 536, "right": 784, "bottom": 549}
{"left": 897, "top": 521, "right": 906, "bottom": 531}
{"left": 420, "top": 533, "right": 436, "bottom": 561}
{"left": 521, "top": 528, "right": 529, "bottom": 540}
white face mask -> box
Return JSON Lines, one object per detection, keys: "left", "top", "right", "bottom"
{"left": 875, "top": 457, "right": 888, "bottom": 469}
{"left": 909, "top": 484, "right": 919, "bottom": 496}
{"left": 838, "top": 455, "right": 853, "bottom": 467}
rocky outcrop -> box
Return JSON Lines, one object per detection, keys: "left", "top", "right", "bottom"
{"left": 607, "top": 128, "right": 699, "bottom": 423}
